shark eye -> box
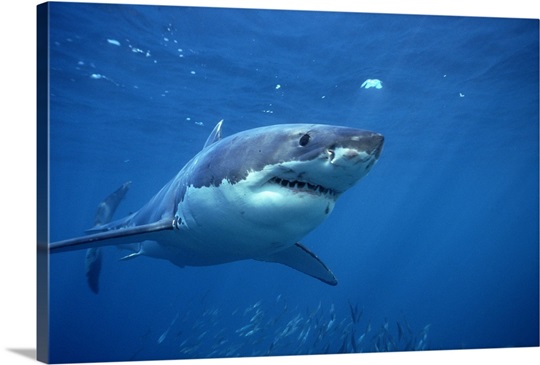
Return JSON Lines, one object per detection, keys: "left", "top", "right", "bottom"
{"left": 299, "top": 133, "right": 311, "bottom": 147}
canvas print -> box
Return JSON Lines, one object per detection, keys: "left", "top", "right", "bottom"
{"left": 37, "top": 2, "right": 539, "bottom": 363}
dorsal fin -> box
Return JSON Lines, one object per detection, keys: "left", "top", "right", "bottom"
{"left": 203, "top": 119, "right": 224, "bottom": 148}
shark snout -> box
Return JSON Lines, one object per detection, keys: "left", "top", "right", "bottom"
{"left": 352, "top": 132, "right": 384, "bottom": 160}
{"left": 346, "top": 132, "right": 384, "bottom": 159}
{"left": 325, "top": 132, "right": 384, "bottom": 168}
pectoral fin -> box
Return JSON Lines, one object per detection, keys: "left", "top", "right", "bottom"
{"left": 256, "top": 243, "right": 337, "bottom": 286}
{"left": 51, "top": 219, "right": 174, "bottom": 253}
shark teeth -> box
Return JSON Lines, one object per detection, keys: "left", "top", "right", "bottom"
{"left": 269, "top": 177, "right": 337, "bottom": 197}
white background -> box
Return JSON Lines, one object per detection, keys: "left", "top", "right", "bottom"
{"left": 1, "top": 1, "right": 538, "bottom": 364}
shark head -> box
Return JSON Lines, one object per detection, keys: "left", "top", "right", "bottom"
{"left": 177, "top": 123, "right": 384, "bottom": 259}
{"left": 253, "top": 124, "right": 384, "bottom": 199}
{"left": 188, "top": 123, "right": 383, "bottom": 195}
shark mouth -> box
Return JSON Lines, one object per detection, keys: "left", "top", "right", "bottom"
{"left": 269, "top": 177, "right": 337, "bottom": 198}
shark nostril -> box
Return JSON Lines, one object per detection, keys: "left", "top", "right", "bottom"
{"left": 327, "top": 149, "right": 335, "bottom": 161}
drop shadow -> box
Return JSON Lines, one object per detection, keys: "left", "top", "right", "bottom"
{"left": 6, "top": 348, "right": 36, "bottom": 360}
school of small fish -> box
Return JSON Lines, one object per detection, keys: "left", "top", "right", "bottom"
{"left": 145, "top": 295, "right": 431, "bottom": 360}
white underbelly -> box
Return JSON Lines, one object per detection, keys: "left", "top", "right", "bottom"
{"left": 168, "top": 181, "right": 335, "bottom": 265}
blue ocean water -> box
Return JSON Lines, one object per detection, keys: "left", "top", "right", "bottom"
{"left": 46, "top": 2, "right": 539, "bottom": 363}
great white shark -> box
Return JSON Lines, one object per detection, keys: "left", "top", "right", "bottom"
{"left": 51, "top": 121, "right": 384, "bottom": 286}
